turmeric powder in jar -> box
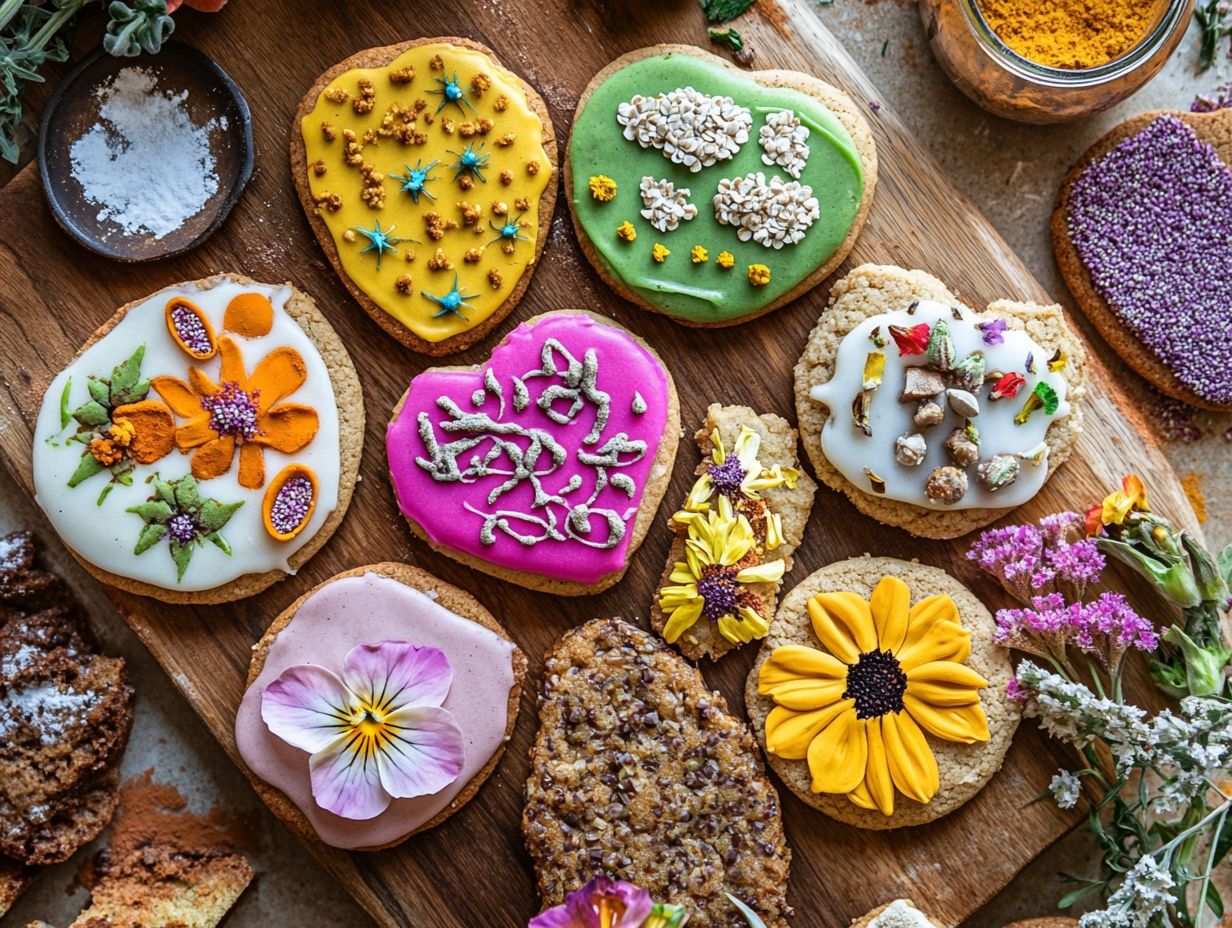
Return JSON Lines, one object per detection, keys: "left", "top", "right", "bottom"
{"left": 976, "top": 0, "right": 1160, "bottom": 69}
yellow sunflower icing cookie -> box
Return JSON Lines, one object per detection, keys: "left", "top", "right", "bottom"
{"left": 745, "top": 556, "right": 1018, "bottom": 828}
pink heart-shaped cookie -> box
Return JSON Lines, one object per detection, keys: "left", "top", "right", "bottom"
{"left": 387, "top": 311, "right": 679, "bottom": 594}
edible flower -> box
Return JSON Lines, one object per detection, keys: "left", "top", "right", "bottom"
{"left": 588, "top": 175, "right": 618, "bottom": 202}
{"left": 758, "top": 576, "right": 990, "bottom": 816}
{"left": 747, "top": 263, "right": 771, "bottom": 286}
{"left": 528, "top": 876, "right": 654, "bottom": 928}
{"left": 616, "top": 221, "right": 637, "bottom": 242}
{"left": 262, "top": 641, "right": 465, "bottom": 821}
{"left": 888, "top": 322, "right": 930, "bottom": 356}
{"left": 652, "top": 243, "right": 670, "bottom": 263}
{"left": 674, "top": 425, "right": 798, "bottom": 548}
{"left": 659, "top": 496, "right": 785, "bottom": 645}
{"left": 966, "top": 511, "right": 1105, "bottom": 604}
{"left": 1087, "top": 474, "right": 1150, "bottom": 534}
{"left": 152, "top": 337, "right": 319, "bottom": 490}
{"left": 716, "top": 251, "right": 735, "bottom": 269}
{"left": 127, "top": 473, "right": 241, "bottom": 581}
{"left": 988, "top": 371, "right": 1025, "bottom": 401}
{"left": 977, "top": 318, "right": 1006, "bottom": 345}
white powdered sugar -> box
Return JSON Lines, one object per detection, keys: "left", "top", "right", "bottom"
{"left": 0, "top": 536, "right": 22, "bottom": 569}
{"left": 69, "top": 67, "right": 223, "bottom": 239}
{"left": 0, "top": 682, "right": 99, "bottom": 745}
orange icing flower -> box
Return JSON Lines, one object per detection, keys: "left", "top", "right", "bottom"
{"left": 86, "top": 401, "right": 175, "bottom": 467}
{"left": 152, "top": 337, "right": 319, "bottom": 490}
{"left": 758, "top": 576, "right": 990, "bottom": 816}
{"left": 223, "top": 292, "right": 275, "bottom": 338}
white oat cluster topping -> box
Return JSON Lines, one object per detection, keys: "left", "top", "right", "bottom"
{"left": 758, "top": 110, "right": 810, "bottom": 179}
{"left": 616, "top": 87, "right": 753, "bottom": 173}
{"left": 639, "top": 176, "right": 698, "bottom": 232}
{"left": 712, "top": 172, "right": 820, "bottom": 249}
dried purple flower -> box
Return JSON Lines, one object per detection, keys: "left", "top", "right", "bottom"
{"left": 995, "top": 593, "right": 1073, "bottom": 664}
{"left": 977, "top": 318, "right": 1006, "bottom": 345}
{"left": 1069, "top": 592, "right": 1159, "bottom": 669}
{"left": 968, "top": 513, "right": 1105, "bottom": 603}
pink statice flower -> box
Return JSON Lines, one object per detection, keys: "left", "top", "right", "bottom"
{"left": 1069, "top": 592, "right": 1159, "bottom": 669}
{"left": 261, "top": 641, "right": 465, "bottom": 821}
{"left": 995, "top": 593, "right": 1073, "bottom": 664}
{"left": 968, "top": 512, "right": 1105, "bottom": 603}
{"left": 529, "top": 876, "right": 654, "bottom": 928}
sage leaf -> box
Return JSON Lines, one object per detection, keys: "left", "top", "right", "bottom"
{"left": 67, "top": 453, "right": 105, "bottom": 487}
{"left": 72, "top": 400, "right": 110, "bottom": 428}
{"left": 134, "top": 522, "right": 167, "bottom": 555}
{"left": 128, "top": 500, "right": 173, "bottom": 522}
{"left": 169, "top": 538, "right": 194, "bottom": 581}
{"left": 198, "top": 499, "right": 242, "bottom": 533}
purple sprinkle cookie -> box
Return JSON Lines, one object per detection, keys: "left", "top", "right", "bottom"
{"left": 1067, "top": 114, "right": 1232, "bottom": 405}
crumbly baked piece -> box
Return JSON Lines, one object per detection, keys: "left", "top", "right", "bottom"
{"left": 1052, "top": 109, "right": 1232, "bottom": 411}
{"left": 0, "top": 533, "right": 132, "bottom": 866}
{"left": 794, "top": 264, "right": 1086, "bottom": 539}
{"left": 566, "top": 44, "right": 877, "bottom": 328}
{"left": 67, "top": 845, "right": 253, "bottom": 928}
{"left": 851, "top": 899, "right": 945, "bottom": 928}
{"left": 39, "top": 274, "right": 364, "bottom": 604}
{"left": 291, "top": 37, "right": 558, "bottom": 356}
{"left": 650, "top": 404, "right": 816, "bottom": 660}
{"left": 523, "top": 618, "right": 791, "bottom": 928}
{"left": 242, "top": 562, "right": 526, "bottom": 851}
{"left": 745, "top": 556, "right": 1019, "bottom": 829}
{"left": 0, "top": 854, "right": 33, "bottom": 918}
{"left": 1001, "top": 920, "right": 1080, "bottom": 928}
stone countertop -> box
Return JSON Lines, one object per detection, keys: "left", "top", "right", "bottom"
{"left": 3, "top": 2, "right": 1228, "bottom": 925}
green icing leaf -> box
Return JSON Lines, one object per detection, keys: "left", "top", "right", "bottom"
{"left": 97, "top": 482, "right": 115, "bottom": 506}
{"left": 67, "top": 453, "right": 106, "bottom": 487}
{"left": 128, "top": 500, "right": 174, "bottom": 522}
{"left": 116, "top": 470, "right": 134, "bottom": 487}
{"left": 59, "top": 378, "right": 73, "bottom": 429}
{"left": 198, "top": 499, "right": 243, "bottom": 533}
{"left": 87, "top": 377, "right": 111, "bottom": 406}
{"left": 134, "top": 522, "right": 167, "bottom": 555}
{"left": 169, "top": 539, "right": 194, "bottom": 582}
{"left": 701, "top": 0, "right": 755, "bottom": 23}
{"left": 155, "top": 478, "right": 176, "bottom": 506}
{"left": 1033, "top": 381, "right": 1059, "bottom": 415}
{"left": 72, "top": 400, "right": 110, "bottom": 428}
{"left": 109, "top": 344, "right": 145, "bottom": 398}
{"left": 207, "top": 531, "right": 233, "bottom": 556}
{"left": 174, "top": 475, "right": 201, "bottom": 511}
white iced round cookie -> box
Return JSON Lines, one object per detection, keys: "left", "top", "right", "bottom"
{"left": 809, "top": 299, "right": 1070, "bottom": 510}
{"left": 32, "top": 278, "right": 346, "bottom": 597}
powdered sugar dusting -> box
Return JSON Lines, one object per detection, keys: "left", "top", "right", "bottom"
{"left": 69, "top": 67, "right": 221, "bottom": 239}
{"left": 0, "top": 681, "right": 100, "bottom": 745}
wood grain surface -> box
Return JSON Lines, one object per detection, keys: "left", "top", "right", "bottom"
{"left": 0, "top": 0, "right": 1201, "bottom": 925}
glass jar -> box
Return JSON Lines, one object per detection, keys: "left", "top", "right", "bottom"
{"left": 918, "top": 0, "right": 1194, "bottom": 123}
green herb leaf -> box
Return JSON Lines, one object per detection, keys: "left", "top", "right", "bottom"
{"left": 97, "top": 481, "right": 115, "bottom": 505}
{"left": 59, "top": 378, "right": 72, "bottom": 428}
{"left": 707, "top": 27, "right": 745, "bottom": 52}
{"left": 127, "top": 500, "right": 174, "bottom": 523}
{"left": 72, "top": 400, "right": 110, "bottom": 428}
{"left": 207, "top": 531, "right": 232, "bottom": 556}
{"left": 104, "top": 0, "right": 175, "bottom": 57}
{"left": 700, "top": 0, "right": 755, "bottom": 24}
{"left": 169, "top": 538, "right": 194, "bottom": 581}
{"left": 67, "top": 453, "right": 105, "bottom": 487}
{"left": 154, "top": 477, "right": 176, "bottom": 506}
{"left": 198, "top": 499, "right": 242, "bottom": 533}
{"left": 108, "top": 344, "right": 145, "bottom": 398}
{"left": 87, "top": 377, "right": 110, "bottom": 406}
{"left": 1195, "top": 0, "right": 1227, "bottom": 71}
{"left": 174, "top": 475, "right": 201, "bottom": 511}
{"left": 133, "top": 521, "right": 167, "bottom": 555}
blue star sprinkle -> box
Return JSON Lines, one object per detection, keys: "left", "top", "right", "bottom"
{"left": 449, "top": 143, "right": 489, "bottom": 183}
{"left": 422, "top": 274, "right": 479, "bottom": 319}
{"left": 352, "top": 220, "right": 407, "bottom": 269}
{"left": 489, "top": 213, "right": 529, "bottom": 249}
{"left": 389, "top": 160, "right": 439, "bottom": 203}
{"left": 431, "top": 72, "right": 474, "bottom": 115}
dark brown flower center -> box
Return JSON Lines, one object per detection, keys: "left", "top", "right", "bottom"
{"left": 844, "top": 649, "right": 907, "bottom": 719}
{"left": 696, "top": 565, "right": 739, "bottom": 622}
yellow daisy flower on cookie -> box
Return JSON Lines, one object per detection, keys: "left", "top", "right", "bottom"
{"left": 757, "top": 576, "right": 990, "bottom": 816}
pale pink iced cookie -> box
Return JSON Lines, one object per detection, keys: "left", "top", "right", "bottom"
{"left": 386, "top": 310, "right": 680, "bottom": 595}
{"left": 235, "top": 563, "right": 525, "bottom": 851}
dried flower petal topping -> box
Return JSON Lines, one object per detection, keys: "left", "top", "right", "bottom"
{"left": 1048, "top": 348, "right": 1068, "bottom": 372}
{"left": 989, "top": 371, "right": 1026, "bottom": 401}
{"left": 864, "top": 467, "right": 886, "bottom": 493}
{"left": 862, "top": 351, "right": 885, "bottom": 390}
{"left": 1015, "top": 381, "right": 1059, "bottom": 424}
{"left": 888, "top": 322, "right": 931, "bottom": 356}
{"left": 977, "top": 318, "right": 1006, "bottom": 345}
{"left": 925, "top": 319, "right": 955, "bottom": 370}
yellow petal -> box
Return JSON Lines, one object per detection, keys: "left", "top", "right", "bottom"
{"left": 906, "top": 661, "right": 989, "bottom": 707}
{"left": 662, "top": 599, "right": 704, "bottom": 643}
{"left": 736, "top": 606, "right": 770, "bottom": 640}
{"left": 761, "top": 675, "right": 845, "bottom": 711}
{"left": 765, "top": 700, "right": 851, "bottom": 760}
{"left": 682, "top": 474, "right": 714, "bottom": 512}
{"left": 806, "top": 707, "right": 866, "bottom": 795}
{"left": 906, "top": 594, "right": 959, "bottom": 631}
{"left": 734, "top": 426, "right": 760, "bottom": 468}
{"left": 897, "top": 615, "right": 971, "bottom": 672}
{"left": 736, "top": 559, "right": 785, "bottom": 584}
{"left": 848, "top": 779, "right": 877, "bottom": 810}
{"left": 765, "top": 512, "right": 785, "bottom": 550}
{"left": 669, "top": 562, "right": 696, "bottom": 585}
{"left": 904, "top": 695, "right": 990, "bottom": 744}
{"left": 863, "top": 717, "right": 895, "bottom": 816}
{"left": 870, "top": 576, "right": 910, "bottom": 654}
{"left": 807, "top": 592, "right": 875, "bottom": 664}
{"left": 759, "top": 644, "right": 848, "bottom": 687}
{"left": 883, "top": 711, "right": 940, "bottom": 803}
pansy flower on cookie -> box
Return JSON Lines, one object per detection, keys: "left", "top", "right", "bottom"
{"left": 567, "top": 45, "right": 876, "bottom": 327}
{"left": 386, "top": 311, "right": 679, "bottom": 595}
{"left": 32, "top": 276, "right": 362, "bottom": 603}
{"left": 745, "top": 557, "right": 1019, "bottom": 828}
{"left": 236, "top": 566, "right": 525, "bottom": 851}
{"left": 652, "top": 404, "right": 816, "bottom": 661}
{"left": 294, "top": 38, "right": 557, "bottom": 355}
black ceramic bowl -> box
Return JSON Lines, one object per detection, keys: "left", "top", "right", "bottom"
{"left": 38, "top": 42, "right": 255, "bottom": 262}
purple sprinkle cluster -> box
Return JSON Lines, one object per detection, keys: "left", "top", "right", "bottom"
{"left": 697, "top": 565, "right": 739, "bottom": 622}
{"left": 967, "top": 513, "right": 1105, "bottom": 604}
{"left": 707, "top": 458, "right": 746, "bottom": 498}
{"left": 1067, "top": 115, "right": 1232, "bottom": 404}
{"left": 1192, "top": 84, "right": 1232, "bottom": 113}
{"left": 170, "top": 304, "right": 213, "bottom": 356}
{"left": 200, "top": 382, "right": 261, "bottom": 440}
{"left": 166, "top": 511, "right": 198, "bottom": 546}
{"left": 996, "top": 591, "right": 1158, "bottom": 669}
{"left": 270, "top": 475, "right": 314, "bottom": 535}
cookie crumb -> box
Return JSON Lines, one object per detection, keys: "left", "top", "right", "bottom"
{"left": 427, "top": 248, "right": 453, "bottom": 271}
{"left": 311, "top": 159, "right": 327, "bottom": 176}
{"left": 488, "top": 269, "right": 503, "bottom": 289}
{"left": 389, "top": 66, "right": 415, "bottom": 84}
{"left": 464, "top": 247, "right": 484, "bottom": 263}
{"left": 395, "top": 274, "right": 413, "bottom": 295}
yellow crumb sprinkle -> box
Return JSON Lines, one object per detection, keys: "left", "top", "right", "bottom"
{"left": 616, "top": 221, "right": 637, "bottom": 242}
{"left": 717, "top": 251, "right": 735, "bottom": 269}
{"left": 1182, "top": 472, "right": 1208, "bottom": 524}
{"left": 748, "top": 264, "right": 771, "bottom": 286}
{"left": 588, "top": 175, "right": 617, "bottom": 202}
{"left": 652, "top": 243, "right": 670, "bottom": 263}
{"left": 395, "top": 274, "right": 413, "bottom": 295}
{"left": 690, "top": 245, "right": 709, "bottom": 264}
{"left": 488, "top": 269, "right": 503, "bottom": 289}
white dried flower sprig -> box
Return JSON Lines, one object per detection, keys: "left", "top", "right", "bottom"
{"left": 616, "top": 87, "right": 752, "bottom": 173}
{"left": 712, "top": 172, "right": 820, "bottom": 249}
{"left": 638, "top": 176, "right": 698, "bottom": 233}
{"left": 758, "top": 110, "right": 810, "bottom": 179}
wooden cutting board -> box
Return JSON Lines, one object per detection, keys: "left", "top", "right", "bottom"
{"left": 0, "top": 0, "right": 1200, "bottom": 924}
